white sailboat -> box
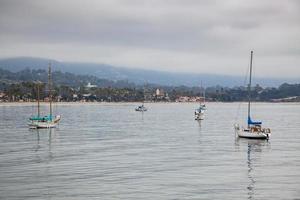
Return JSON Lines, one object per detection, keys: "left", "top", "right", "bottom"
{"left": 135, "top": 103, "right": 147, "bottom": 112}
{"left": 195, "top": 83, "right": 206, "bottom": 120}
{"left": 135, "top": 86, "right": 147, "bottom": 112}
{"left": 29, "top": 64, "right": 61, "bottom": 129}
{"left": 234, "top": 51, "right": 271, "bottom": 139}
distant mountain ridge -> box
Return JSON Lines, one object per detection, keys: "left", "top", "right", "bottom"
{"left": 0, "top": 67, "right": 137, "bottom": 89}
{"left": 0, "top": 57, "right": 297, "bottom": 87}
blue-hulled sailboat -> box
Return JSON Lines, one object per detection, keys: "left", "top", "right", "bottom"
{"left": 234, "top": 51, "right": 271, "bottom": 139}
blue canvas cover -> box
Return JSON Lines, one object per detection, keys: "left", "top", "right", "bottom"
{"left": 248, "top": 116, "right": 262, "bottom": 125}
{"left": 30, "top": 115, "right": 53, "bottom": 121}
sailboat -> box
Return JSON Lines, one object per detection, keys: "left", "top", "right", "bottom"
{"left": 135, "top": 103, "right": 147, "bottom": 112}
{"left": 135, "top": 86, "right": 147, "bottom": 112}
{"left": 29, "top": 64, "right": 61, "bottom": 129}
{"left": 195, "top": 83, "right": 206, "bottom": 120}
{"left": 234, "top": 51, "right": 271, "bottom": 139}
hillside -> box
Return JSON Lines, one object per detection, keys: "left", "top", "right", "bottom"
{"left": 0, "top": 68, "right": 135, "bottom": 89}
{"left": 0, "top": 57, "right": 297, "bottom": 87}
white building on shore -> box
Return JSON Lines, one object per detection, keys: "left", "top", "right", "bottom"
{"left": 86, "top": 82, "right": 97, "bottom": 88}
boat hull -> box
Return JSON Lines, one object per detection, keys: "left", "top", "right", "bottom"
{"left": 29, "top": 116, "right": 61, "bottom": 129}
{"left": 195, "top": 108, "right": 204, "bottom": 120}
{"left": 29, "top": 122, "right": 58, "bottom": 129}
{"left": 237, "top": 131, "right": 269, "bottom": 139}
{"left": 135, "top": 108, "right": 147, "bottom": 112}
{"left": 234, "top": 125, "right": 270, "bottom": 139}
{"left": 195, "top": 112, "right": 204, "bottom": 120}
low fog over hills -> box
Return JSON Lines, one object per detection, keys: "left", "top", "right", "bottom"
{"left": 0, "top": 57, "right": 297, "bottom": 87}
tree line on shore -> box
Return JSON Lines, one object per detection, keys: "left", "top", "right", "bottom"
{"left": 0, "top": 68, "right": 299, "bottom": 102}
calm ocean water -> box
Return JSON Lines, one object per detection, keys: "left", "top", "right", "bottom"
{"left": 0, "top": 102, "right": 299, "bottom": 199}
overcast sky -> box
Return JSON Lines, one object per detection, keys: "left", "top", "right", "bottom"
{"left": 0, "top": 0, "right": 299, "bottom": 78}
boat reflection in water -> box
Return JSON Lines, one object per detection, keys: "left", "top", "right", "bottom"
{"left": 30, "top": 128, "right": 57, "bottom": 156}
{"left": 196, "top": 119, "right": 202, "bottom": 128}
{"left": 235, "top": 138, "right": 270, "bottom": 199}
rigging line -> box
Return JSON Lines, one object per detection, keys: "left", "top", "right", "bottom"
{"left": 250, "top": 52, "right": 257, "bottom": 113}
{"left": 235, "top": 53, "right": 251, "bottom": 123}
{"left": 31, "top": 97, "right": 34, "bottom": 116}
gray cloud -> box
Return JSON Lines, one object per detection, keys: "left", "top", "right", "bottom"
{"left": 0, "top": 0, "right": 299, "bottom": 78}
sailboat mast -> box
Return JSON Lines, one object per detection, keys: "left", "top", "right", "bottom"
{"left": 203, "top": 88, "right": 206, "bottom": 104}
{"left": 48, "top": 63, "right": 52, "bottom": 118}
{"left": 37, "top": 83, "right": 40, "bottom": 117}
{"left": 200, "top": 81, "right": 203, "bottom": 105}
{"left": 143, "top": 85, "right": 145, "bottom": 105}
{"left": 203, "top": 82, "right": 205, "bottom": 104}
{"left": 248, "top": 51, "right": 253, "bottom": 126}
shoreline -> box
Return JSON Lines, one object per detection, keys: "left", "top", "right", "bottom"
{"left": 0, "top": 101, "right": 299, "bottom": 106}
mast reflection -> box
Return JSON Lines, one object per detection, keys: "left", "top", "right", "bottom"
{"left": 235, "top": 138, "right": 270, "bottom": 199}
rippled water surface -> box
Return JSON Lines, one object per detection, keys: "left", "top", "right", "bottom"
{"left": 0, "top": 102, "right": 300, "bottom": 199}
